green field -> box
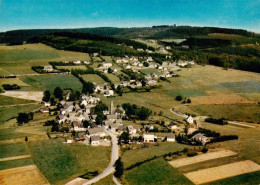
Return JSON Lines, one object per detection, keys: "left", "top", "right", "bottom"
{"left": 0, "top": 128, "right": 35, "bottom": 141}
{"left": 0, "top": 142, "right": 28, "bottom": 158}
{"left": 0, "top": 95, "right": 35, "bottom": 106}
{"left": 101, "top": 56, "right": 113, "bottom": 62}
{"left": 28, "top": 140, "right": 110, "bottom": 184}
{"left": 139, "top": 68, "right": 160, "bottom": 75}
{"left": 81, "top": 74, "right": 106, "bottom": 84}
{"left": 106, "top": 74, "right": 120, "bottom": 83}
{"left": 125, "top": 158, "right": 193, "bottom": 185}
{"left": 20, "top": 74, "right": 82, "bottom": 91}
{"left": 0, "top": 158, "right": 34, "bottom": 171}
{"left": 207, "top": 171, "right": 260, "bottom": 185}
{"left": 0, "top": 44, "right": 90, "bottom": 75}
{"left": 121, "top": 142, "right": 188, "bottom": 169}
{"left": 0, "top": 104, "right": 41, "bottom": 124}
{"left": 93, "top": 175, "right": 115, "bottom": 185}
{"left": 56, "top": 65, "right": 87, "bottom": 71}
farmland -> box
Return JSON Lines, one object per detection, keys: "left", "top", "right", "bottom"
{"left": 20, "top": 74, "right": 82, "bottom": 91}
{"left": 81, "top": 74, "right": 106, "bottom": 84}
{"left": 125, "top": 158, "right": 193, "bottom": 185}
{"left": 0, "top": 44, "right": 90, "bottom": 75}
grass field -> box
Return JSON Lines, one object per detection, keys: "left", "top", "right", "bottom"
{"left": 106, "top": 74, "right": 120, "bottom": 83}
{"left": 20, "top": 74, "right": 82, "bottom": 91}
{"left": 0, "top": 104, "right": 41, "bottom": 124}
{"left": 0, "top": 95, "right": 34, "bottom": 106}
{"left": 93, "top": 175, "right": 115, "bottom": 185}
{"left": 121, "top": 142, "right": 188, "bottom": 169}
{"left": 0, "top": 78, "right": 30, "bottom": 87}
{"left": 0, "top": 158, "right": 34, "bottom": 171}
{"left": 139, "top": 68, "right": 160, "bottom": 75}
{"left": 0, "top": 44, "right": 90, "bottom": 75}
{"left": 0, "top": 128, "right": 36, "bottom": 141}
{"left": 81, "top": 74, "right": 106, "bottom": 84}
{"left": 207, "top": 171, "right": 260, "bottom": 185}
{"left": 125, "top": 158, "right": 193, "bottom": 185}
{"left": 101, "top": 56, "right": 113, "bottom": 62}
{"left": 28, "top": 140, "right": 110, "bottom": 184}
{"left": 0, "top": 143, "right": 28, "bottom": 158}
{"left": 56, "top": 65, "right": 87, "bottom": 71}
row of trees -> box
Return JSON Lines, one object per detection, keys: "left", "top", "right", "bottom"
{"left": 122, "top": 103, "right": 152, "bottom": 120}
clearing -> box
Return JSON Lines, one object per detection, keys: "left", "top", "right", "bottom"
{"left": 0, "top": 165, "right": 49, "bottom": 185}
{"left": 184, "top": 160, "right": 260, "bottom": 184}
{"left": 0, "top": 91, "right": 43, "bottom": 102}
{"left": 169, "top": 150, "right": 237, "bottom": 168}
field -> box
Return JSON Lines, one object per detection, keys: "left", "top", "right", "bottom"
{"left": 0, "top": 143, "right": 28, "bottom": 158}
{"left": 106, "top": 74, "right": 120, "bottom": 83}
{"left": 93, "top": 175, "right": 115, "bottom": 185}
{"left": 0, "top": 165, "right": 49, "bottom": 185}
{"left": 99, "top": 65, "right": 260, "bottom": 122}
{"left": 125, "top": 158, "right": 193, "bottom": 185}
{"left": 56, "top": 65, "right": 87, "bottom": 71}
{"left": 28, "top": 140, "right": 110, "bottom": 184}
{"left": 169, "top": 150, "right": 237, "bottom": 168}
{"left": 1, "top": 91, "right": 43, "bottom": 101}
{"left": 20, "top": 74, "right": 82, "bottom": 91}
{"left": 184, "top": 160, "right": 260, "bottom": 184}
{"left": 0, "top": 104, "right": 42, "bottom": 124}
{"left": 0, "top": 44, "right": 90, "bottom": 75}
{"left": 0, "top": 95, "right": 34, "bottom": 106}
{"left": 121, "top": 142, "right": 189, "bottom": 169}
{"left": 81, "top": 74, "right": 106, "bottom": 84}
{"left": 139, "top": 68, "right": 160, "bottom": 75}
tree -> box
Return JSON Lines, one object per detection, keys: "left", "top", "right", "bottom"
{"left": 175, "top": 95, "right": 183, "bottom": 101}
{"left": 42, "top": 90, "right": 51, "bottom": 102}
{"left": 17, "top": 113, "right": 29, "bottom": 124}
{"left": 50, "top": 97, "right": 56, "bottom": 106}
{"left": 116, "top": 86, "right": 123, "bottom": 96}
{"left": 96, "top": 112, "right": 104, "bottom": 125}
{"left": 137, "top": 106, "right": 152, "bottom": 120}
{"left": 25, "top": 136, "right": 28, "bottom": 142}
{"left": 54, "top": 87, "right": 63, "bottom": 100}
{"left": 119, "top": 132, "right": 130, "bottom": 144}
{"left": 187, "top": 98, "right": 191, "bottom": 103}
{"left": 143, "top": 62, "right": 149, "bottom": 67}
{"left": 83, "top": 120, "right": 90, "bottom": 128}
{"left": 114, "top": 157, "right": 124, "bottom": 178}
{"left": 82, "top": 82, "right": 94, "bottom": 94}
{"left": 51, "top": 122, "right": 60, "bottom": 132}
{"left": 108, "top": 68, "right": 113, "bottom": 73}
{"left": 94, "top": 102, "right": 108, "bottom": 113}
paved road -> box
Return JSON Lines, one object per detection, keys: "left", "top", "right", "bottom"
{"left": 83, "top": 129, "right": 119, "bottom": 185}
{"left": 169, "top": 108, "right": 188, "bottom": 118}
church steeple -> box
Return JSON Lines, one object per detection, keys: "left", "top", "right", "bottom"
{"left": 110, "top": 100, "right": 114, "bottom": 114}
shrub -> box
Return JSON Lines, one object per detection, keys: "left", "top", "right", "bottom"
{"left": 175, "top": 95, "right": 183, "bottom": 101}
{"left": 201, "top": 147, "right": 208, "bottom": 153}
{"left": 187, "top": 152, "right": 198, "bottom": 157}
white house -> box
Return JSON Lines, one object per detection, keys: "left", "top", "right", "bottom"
{"left": 90, "top": 136, "right": 100, "bottom": 146}
{"left": 43, "top": 65, "right": 53, "bottom": 72}
{"left": 44, "top": 102, "right": 51, "bottom": 107}
{"left": 73, "top": 60, "right": 81, "bottom": 64}
{"left": 166, "top": 134, "right": 176, "bottom": 142}
{"left": 104, "top": 90, "right": 114, "bottom": 97}
{"left": 191, "top": 133, "right": 209, "bottom": 145}
{"left": 86, "top": 127, "right": 106, "bottom": 138}
{"left": 103, "top": 62, "right": 112, "bottom": 69}
{"left": 143, "top": 134, "right": 156, "bottom": 142}
{"left": 186, "top": 116, "right": 194, "bottom": 124}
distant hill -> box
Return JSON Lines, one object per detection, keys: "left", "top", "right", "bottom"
{"left": 0, "top": 26, "right": 256, "bottom": 45}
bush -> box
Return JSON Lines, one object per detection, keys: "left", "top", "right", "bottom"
{"left": 187, "top": 152, "right": 198, "bottom": 157}
{"left": 201, "top": 147, "right": 208, "bottom": 153}
{"left": 2, "top": 84, "right": 20, "bottom": 90}
{"left": 205, "top": 118, "right": 228, "bottom": 125}
{"left": 175, "top": 95, "right": 183, "bottom": 101}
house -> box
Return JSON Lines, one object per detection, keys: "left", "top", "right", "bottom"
{"left": 57, "top": 115, "right": 66, "bottom": 123}
{"left": 44, "top": 102, "right": 51, "bottom": 107}
{"left": 103, "top": 62, "right": 112, "bottom": 69}
{"left": 109, "top": 124, "right": 120, "bottom": 133}
{"left": 143, "top": 134, "right": 156, "bottom": 142}
{"left": 84, "top": 60, "right": 90, "bottom": 64}
{"left": 128, "top": 125, "right": 137, "bottom": 135}
{"left": 90, "top": 136, "right": 100, "bottom": 146}
{"left": 144, "top": 124, "right": 154, "bottom": 131}
{"left": 126, "top": 64, "right": 131, "bottom": 69}
{"left": 191, "top": 133, "right": 209, "bottom": 145}
{"left": 86, "top": 127, "right": 106, "bottom": 138}
{"left": 166, "top": 134, "right": 176, "bottom": 142}
{"left": 73, "top": 60, "right": 81, "bottom": 64}
{"left": 104, "top": 90, "right": 114, "bottom": 97}
{"left": 168, "top": 122, "right": 178, "bottom": 130}
{"left": 40, "top": 108, "right": 49, "bottom": 113}
{"left": 43, "top": 65, "right": 53, "bottom": 72}
{"left": 93, "top": 53, "right": 99, "bottom": 57}
{"left": 106, "top": 114, "right": 117, "bottom": 122}
{"left": 186, "top": 116, "right": 194, "bottom": 124}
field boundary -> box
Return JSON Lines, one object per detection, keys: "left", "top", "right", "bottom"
{"left": 0, "top": 155, "right": 31, "bottom": 162}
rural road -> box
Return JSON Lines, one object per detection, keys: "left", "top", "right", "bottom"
{"left": 83, "top": 129, "right": 119, "bottom": 185}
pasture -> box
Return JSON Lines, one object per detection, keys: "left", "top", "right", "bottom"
{"left": 81, "top": 74, "right": 106, "bottom": 84}
{"left": 28, "top": 140, "right": 110, "bottom": 184}
{"left": 139, "top": 68, "right": 160, "bottom": 75}
{"left": 0, "top": 44, "right": 90, "bottom": 75}
{"left": 106, "top": 74, "right": 120, "bottom": 83}
{"left": 0, "top": 143, "right": 28, "bottom": 158}
{"left": 20, "top": 74, "right": 82, "bottom": 91}
{"left": 0, "top": 165, "right": 49, "bottom": 185}
{"left": 125, "top": 158, "right": 193, "bottom": 185}
{"left": 56, "top": 65, "right": 87, "bottom": 71}
{"left": 0, "top": 95, "right": 34, "bottom": 106}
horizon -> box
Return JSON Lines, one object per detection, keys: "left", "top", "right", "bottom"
{"left": 0, "top": 0, "right": 259, "bottom": 33}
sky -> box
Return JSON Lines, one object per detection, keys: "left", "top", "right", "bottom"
{"left": 0, "top": 0, "right": 259, "bottom": 32}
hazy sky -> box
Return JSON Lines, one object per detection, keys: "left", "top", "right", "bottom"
{"left": 0, "top": 0, "right": 259, "bottom": 32}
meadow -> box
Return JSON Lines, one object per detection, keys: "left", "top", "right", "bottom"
{"left": 125, "top": 158, "right": 193, "bottom": 185}
{"left": 0, "top": 95, "right": 34, "bottom": 106}
{"left": 56, "top": 65, "right": 87, "bottom": 71}
{"left": 28, "top": 140, "right": 110, "bottom": 184}
{"left": 20, "top": 74, "right": 82, "bottom": 91}
{"left": 0, "top": 142, "right": 28, "bottom": 158}
{"left": 81, "top": 74, "right": 106, "bottom": 84}
{"left": 106, "top": 73, "right": 120, "bottom": 83}
{"left": 0, "top": 44, "right": 90, "bottom": 75}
